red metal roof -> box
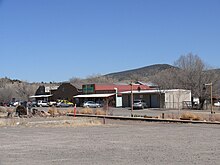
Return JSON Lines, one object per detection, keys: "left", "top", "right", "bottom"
{"left": 94, "top": 84, "right": 152, "bottom": 92}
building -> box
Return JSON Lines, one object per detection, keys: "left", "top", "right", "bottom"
{"left": 82, "top": 83, "right": 151, "bottom": 94}
{"left": 51, "top": 83, "right": 81, "bottom": 102}
{"left": 121, "top": 89, "right": 191, "bottom": 109}
{"left": 30, "top": 85, "right": 59, "bottom": 102}
{"left": 75, "top": 83, "right": 153, "bottom": 107}
{"left": 30, "top": 83, "right": 81, "bottom": 103}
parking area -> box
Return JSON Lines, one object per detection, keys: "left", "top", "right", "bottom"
{"left": 0, "top": 120, "right": 219, "bottom": 165}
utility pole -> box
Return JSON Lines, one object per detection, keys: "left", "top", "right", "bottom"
{"left": 130, "top": 81, "right": 133, "bottom": 117}
{"left": 205, "top": 83, "right": 213, "bottom": 114}
{"left": 114, "top": 87, "right": 118, "bottom": 107}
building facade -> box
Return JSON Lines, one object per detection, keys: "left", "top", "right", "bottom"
{"left": 121, "top": 89, "right": 191, "bottom": 109}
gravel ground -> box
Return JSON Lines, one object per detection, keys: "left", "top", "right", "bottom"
{"left": 0, "top": 119, "right": 219, "bottom": 165}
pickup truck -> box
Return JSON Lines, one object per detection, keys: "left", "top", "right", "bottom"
{"left": 37, "top": 100, "right": 49, "bottom": 107}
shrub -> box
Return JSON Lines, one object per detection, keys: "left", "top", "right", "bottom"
{"left": 57, "top": 109, "right": 65, "bottom": 116}
{"left": 166, "top": 113, "right": 178, "bottom": 119}
{"left": 95, "top": 109, "right": 106, "bottom": 115}
{"left": 144, "top": 115, "right": 152, "bottom": 118}
{"left": 80, "top": 107, "right": 93, "bottom": 114}
{"left": 0, "top": 106, "right": 7, "bottom": 113}
{"left": 213, "top": 114, "right": 220, "bottom": 122}
{"left": 205, "top": 114, "right": 220, "bottom": 122}
{"left": 67, "top": 109, "right": 74, "bottom": 113}
{"left": 180, "top": 112, "right": 202, "bottom": 120}
{"left": 48, "top": 107, "right": 58, "bottom": 117}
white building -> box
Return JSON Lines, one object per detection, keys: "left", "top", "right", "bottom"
{"left": 120, "top": 89, "right": 191, "bottom": 109}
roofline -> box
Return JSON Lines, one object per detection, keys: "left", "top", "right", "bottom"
{"left": 120, "top": 89, "right": 191, "bottom": 94}
{"left": 29, "top": 94, "right": 53, "bottom": 98}
{"left": 74, "top": 93, "right": 115, "bottom": 98}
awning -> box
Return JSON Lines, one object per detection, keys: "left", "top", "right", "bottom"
{"left": 74, "top": 93, "right": 115, "bottom": 98}
{"left": 29, "top": 94, "right": 52, "bottom": 98}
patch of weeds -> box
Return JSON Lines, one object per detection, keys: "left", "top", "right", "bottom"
{"left": 95, "top": 108, "right": 106, "bottom": 115}
{"left": 80, "top": 107, "right": 93, "bottom": 114}
{"left": 180, "top": 112, "right": 202, "bottom": 121}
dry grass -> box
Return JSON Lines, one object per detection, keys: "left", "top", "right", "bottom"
{"left": 180, "top": 112, "right": 202, "bottom": 121}
{"left": 80, "top": 107, "right": 93, "bottom": 114}
{"left": 0, "top": 117, "right": 102, "bottom": 127}
{"left": 48, "top": 107, "right": 59, "bottom": 117}
{"left": 64, "top": 108, "right": 79, "bottom": 114}
{"left": 203, "top": 114, "right": 220, "bottom": 122}
{"left": 166, "top": 113, "right": 179, "bottom": 119}
{"left": 0, "top": 106, "right": 7, "bottom": 113}
{"left": 95, "top": 108, "right": 106, "bottom": 115}
{"left": 49, "top": 108, "right": 78, "bottom": 117}
{"left": 213, "top": 114, "right": 220, "bottom": 122}
{"left": 57, "top": 110, "right": 66, "bottom": 116}
{"left": 67, "top": 109, "right": 74, "bottom": 113}
{"left": 0, "top": 118, "right": 27, "bottom": 126}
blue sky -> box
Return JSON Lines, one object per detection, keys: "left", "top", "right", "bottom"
{"left": 0, "top": 0, "right": 220, "bottom": 82}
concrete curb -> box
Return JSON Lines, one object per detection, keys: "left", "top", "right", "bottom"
{"left": 68, "top": 113, "right": 220, "bottom": 125}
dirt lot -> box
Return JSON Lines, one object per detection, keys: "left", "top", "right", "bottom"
{"left": 0, "top": 118, "right": 219, "bottom": 165}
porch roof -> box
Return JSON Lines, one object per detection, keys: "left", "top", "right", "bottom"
{"left": 74, "top": 93, "right": 115, "bottom": 98}
{"left": 29, "top": 94, "right": 52, "bottom": 98}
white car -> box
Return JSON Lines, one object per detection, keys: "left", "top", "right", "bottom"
{"left": 133, "top": 100, "right": 148, "bottom": 109}
{"left": 13, "top": 101, "right": 20, "bottom": 106}
{"left": 37, "top": 100, "right": 49, "bottom": 107}
{"left": 83, "top": 101, "right": 101, "bottom": 108}
{"left": 214, "top": 102, "right": 220, "bottom": 107}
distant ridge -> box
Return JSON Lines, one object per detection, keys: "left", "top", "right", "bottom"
{"left": 105, "top": 64, "right": 175, "bottom": 80}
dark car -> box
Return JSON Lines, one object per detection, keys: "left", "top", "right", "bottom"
{"left": 133, "top": 100, "right": 148, "bottom": 109}
{"left": 30, "top": 101, "right": 37, "bottom": 107}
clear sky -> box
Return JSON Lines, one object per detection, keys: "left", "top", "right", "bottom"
{"left": 0, "top": 0, "right": 220, "bottom": 82}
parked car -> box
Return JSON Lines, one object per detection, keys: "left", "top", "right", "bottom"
{"left": 56, "top": 100, "right": 74, "bottom": 107}
{"left": 83, "top": 101, "right": 101, "bottom": 108}
{"left": 37, "top": 100, "right": 49, "bottom": 107}
{"left": 30, "top": 101, "right": 37, "bottom": 107}
{"left": 214, "top": 102, "right": 220, "bottom": 107}
{"left": 133, "top": 100, "right": 148, "bottom": 109}
{"left": 57, "top": 102, "right": 70, "bottom": 107}
{"left": 13, "top": 101, "right": 20, "bottom": 107}
{"left": 48, "top": 101, "right": 57, "bottom": 107}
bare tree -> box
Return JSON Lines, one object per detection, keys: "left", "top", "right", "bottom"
{"left": 151, "top": 53, "right": 219, "bottom": 109}
{"left": 0, "top": 78, "right": 38, "bottom": 103}
{"left": 151, "top": 67, "right": 180, "bottom": 90}
{"left": 16, "top": 82, "right": 38, "bottom": 101}
{"left": 150, "top": 67, "right": 181, "bottom": 108}
{"left": 0, "top": 87, "right": 13, "bottom": 103}
{"left": 174, "top": 53, "right": 219, "bottom": 109}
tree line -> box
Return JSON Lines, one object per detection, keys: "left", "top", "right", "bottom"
{"left": 0, "top": 78, "right": 39, "bottom": 104}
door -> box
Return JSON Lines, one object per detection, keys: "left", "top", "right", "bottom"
{"left": 150, "top": 94, "right": 160, "bottom": 108}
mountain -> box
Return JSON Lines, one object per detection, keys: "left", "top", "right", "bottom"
{"left": 105, "top": 64, "right": 176, "bottom": 81}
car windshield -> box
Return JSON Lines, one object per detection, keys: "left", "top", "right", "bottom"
{"left": 86, "top": 101, "right": 95, "bottom": 104}
{"left": 134, "top": 100, "right": 141, "bottom": 103}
